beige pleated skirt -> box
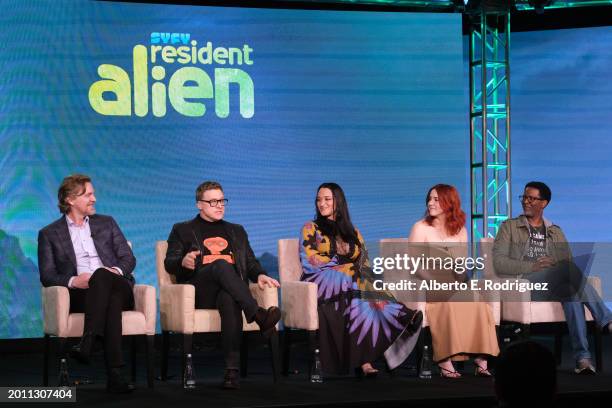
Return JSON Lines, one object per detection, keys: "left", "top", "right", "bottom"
{"left": 426, "top": 302, "right": 500, "bottom": 362}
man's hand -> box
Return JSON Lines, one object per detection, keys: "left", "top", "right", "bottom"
{"left": 181, "top": 250, "right": 201, "bottom": 270}
{"left": 103, "top": 266, "right": 121, "bottom": 275}
{"left": 257, "top": 274, "right": 280, "bottom": 290}
{"left": 532, "top": 256, "right": 556, "bottom": 272}
{"left": 72, "top": 273, "right": 92, "bottom": 289}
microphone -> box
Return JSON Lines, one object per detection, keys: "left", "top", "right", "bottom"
{"left": 192, "top": 229, "right": 204, "bottom": 268}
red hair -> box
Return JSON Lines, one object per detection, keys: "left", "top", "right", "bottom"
{"left": 424, "top": 184, "right": 466, "bottom": 237}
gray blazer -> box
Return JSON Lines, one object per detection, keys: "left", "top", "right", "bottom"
{"left": 38, "top": 214, "right": 136, "bottom": 288}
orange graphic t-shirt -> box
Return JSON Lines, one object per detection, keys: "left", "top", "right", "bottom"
{"left": 194, "top": 218, "right": 234, "bottom": 265}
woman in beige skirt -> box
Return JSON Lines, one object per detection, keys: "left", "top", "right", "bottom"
{"left": 408, "top": 184, "right": 499, "bottom": 378}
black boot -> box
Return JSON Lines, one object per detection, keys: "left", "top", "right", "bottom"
{"left": 106, "top": 368, "right": 136, "bottom": 394}
{"left": 254, "top": 306, "right": 281, "bottom": 337}
{"left": 69, "top": 331, "right": 95, "bottom": 364}
{"left": 222, "top": 368, "right": 240, "bottom": 390}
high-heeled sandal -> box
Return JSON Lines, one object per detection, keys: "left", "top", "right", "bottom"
{"left": 474, "top": 362, "right": 492, "bottom": 377}
{"left": 356, "top": 364, "right": 379, "bottom": 378}
{"left": 439, "top": 365, "right": 461, "bottom": 379}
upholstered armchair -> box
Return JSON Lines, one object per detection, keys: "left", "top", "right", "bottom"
{"left": 277, "top": 238, "right": 318, "bottom": 376}
{"left": 42, "top": 283, "right": 156, "bottom": 387}
{"left": 155, "top": 241, "right": 280, "bottom": 383}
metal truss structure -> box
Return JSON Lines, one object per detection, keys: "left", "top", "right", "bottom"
{"left": 469, "top": 8, "right": 512, "bottom": 246}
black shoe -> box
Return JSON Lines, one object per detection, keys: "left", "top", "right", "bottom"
{"left": 69, "top": 332, "right": 95, "bottom": 365}
{"left": 106, "top": 368, "right": 136, "bottom": 393}
{"left": 222, "top": 368, "right": 240, "bottom": 390}
{"left": 254, "top": 306, "right": 281, "bottom": 337}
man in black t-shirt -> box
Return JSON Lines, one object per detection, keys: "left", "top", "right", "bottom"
{"left": 164, "top": 181, "right": 280, "bottom": 389}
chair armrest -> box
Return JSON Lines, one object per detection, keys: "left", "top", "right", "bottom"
{"left": 249, "top": 284, "right": 279, "bottom": 309}
{"left": 470, "top": 279, "right": 501, "bottom": 325}
{"left": 588, "top": 276, "right": 601, "bottom": 296}
{"left": 160, "top": 284, "right": 195, "bottom": 334}
{"left": 42, "top": 286, "right": 70, "bottom": 337}
{"left": 133, "top": 284, "right": 157, "bottom": 335}
{"left": 281, "top": 281, "right": 318, "bottom": 331}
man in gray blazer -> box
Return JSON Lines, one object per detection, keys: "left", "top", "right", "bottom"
{"left": 38, "top": 174, "right": 136, "bottom": 393}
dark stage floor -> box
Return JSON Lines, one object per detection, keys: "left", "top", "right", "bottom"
{"left": 1, "top": 334, "right": 612, "bottom": 407}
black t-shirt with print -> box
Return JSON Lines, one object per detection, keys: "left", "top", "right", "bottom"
{"left": 523, "top": 223, "right": 547, "bottom": 262}
{"left": 193, "top": 217, "right": 235, "bottom": 265}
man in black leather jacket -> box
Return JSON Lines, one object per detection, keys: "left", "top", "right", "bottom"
{"left": 164, "top": 181, "right": 280, "bottom": 389}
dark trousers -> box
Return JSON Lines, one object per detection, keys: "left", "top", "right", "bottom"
{"left": 188, "top": 260, "right": 259, "bottom": 369}
{"left": 69, "top": 268, "right": 134, "bottom": 368}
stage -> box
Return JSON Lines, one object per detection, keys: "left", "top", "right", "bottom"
{"left": 1, "top": 334, "right": 611, "bottom": 407}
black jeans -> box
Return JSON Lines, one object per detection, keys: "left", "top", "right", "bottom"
{"left": 69, "top": 268, "right": 134, "bottom": 368}
{"left": 188, "top": 260, "right": 259, "bottom": 369}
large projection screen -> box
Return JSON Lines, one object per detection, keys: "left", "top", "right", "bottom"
{"left": 0, "top": 1, "right": 465, "bottom": 338}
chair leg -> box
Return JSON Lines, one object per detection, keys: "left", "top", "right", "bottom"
{"left": 182, "top": 334, "right": 193, "bottom": 386}
{"left": 554, "top": 333, "right": 563, "bottom": 367}
{"left": 131, "top": 336, "right": 137, "bottom": 382}
{"left": 307, "top": 330, "right": 317, "bottom": 379}
{"left": 43, "top": 334, "right": 50, "bottom": 386}
{"left": 240, "top": 332, "right": 249, "bottom": 378}
{"left": 58, "top": 337, "right": 68, "bottom": 358}
{"left": 57, "top": 337, "right": 67, "bottom": 386}
{"left": 269, "top": 330, "right": 280, "bottom": 383}
{"left": 594, "top": 325, "right": 603, "bottom": 372}
{"left": 282, "top": 328, "right": 291, "bottom": 376}
{"left": 161, "top": 330, "right": 170, "bottom": 381}
{"left": 144, "top": 335, "right": 155, "bottom": 388}
{"left": 521, "top": 324, "right": 531, "bottom": 341}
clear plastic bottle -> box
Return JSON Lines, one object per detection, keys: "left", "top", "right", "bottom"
{"left": 310, "top": 349, "right": 323, "bottom": 383}
{"left": 418, "top": 345, "right": 432, "bottom": 379}
{"left": 58, "top": 358, "right": 70, "bottom": 387}
{"left": 183, "top": 353, "right": 196, "bottom": 389}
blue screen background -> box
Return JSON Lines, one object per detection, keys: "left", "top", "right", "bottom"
{"left": 1, "top": 1, "right": 611, "bottom": 339}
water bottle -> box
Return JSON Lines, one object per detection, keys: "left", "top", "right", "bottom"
{"left": 58, "top": 358, "right": 70, "bottom": 387}
{"left": 418, "top": 345, "right": 432, "bottom": 379}
{"left": 183, "top": 353, "right": 196, "bottom": 389}
{"left": 310, "top": 349, "right": 323, "bottom": 383}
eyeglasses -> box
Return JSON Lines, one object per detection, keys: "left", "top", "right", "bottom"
{"left": 519, "top": 195, "right": 545, "bottom": 204}
{"left": 198, "top": 199, "right": 228, "bottom": 207}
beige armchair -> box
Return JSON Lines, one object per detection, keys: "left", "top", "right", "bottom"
{"left": 42, "top": 284, "right": 156, "bottom": 387}
{"left": 482, "top": 237, "right": 604, "bottom": 370}
{"left": 277, "top": 238, "right": 318, "bottom": 376}
{"left": 155, "top": 241, "right": 280, "bottom": 382}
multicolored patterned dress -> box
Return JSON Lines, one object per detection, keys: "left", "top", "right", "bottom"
{"left": 300, "top": 221, "right": 421, "bottom": 374}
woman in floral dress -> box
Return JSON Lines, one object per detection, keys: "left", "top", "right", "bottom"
{"left": 300, "top": 182, "right": 422, "bottom": 376}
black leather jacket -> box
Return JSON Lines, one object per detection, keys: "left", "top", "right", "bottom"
{"left": 164, "top": 215, "right": 266, "bottom": 283}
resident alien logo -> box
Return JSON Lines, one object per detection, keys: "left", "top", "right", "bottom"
{"left": 88, "top": 33, "right": 254, "bottom": 118}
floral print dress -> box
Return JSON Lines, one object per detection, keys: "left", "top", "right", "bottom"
{"left": 300, "top": 221, "right": 421, "bottom": 374}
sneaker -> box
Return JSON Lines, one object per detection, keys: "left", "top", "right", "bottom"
{"left": 575, "top": 358, "right": 596, "bottom": 375}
